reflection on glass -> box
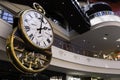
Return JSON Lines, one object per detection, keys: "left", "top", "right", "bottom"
{"left": 0, "top": 7, "right": 13, "bottom": 24}
{"left": 2, "top": 16, "right": 7, "bottom": 20}
{"left": 3, "top": 12, "right": 8, "bottom": 16}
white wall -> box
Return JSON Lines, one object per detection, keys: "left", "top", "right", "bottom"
{"left": 0, "top": 19, "right": 12, "bottom": 61}
{"left": 0, "top": 19, "right": 12, "bottom": 39}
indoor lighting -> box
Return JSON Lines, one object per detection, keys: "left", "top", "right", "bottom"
{"left": 103, "top": 37, "right": 107, "bottom": 40}
{"left": 83, "top": 40, "right": 86, "bottom": 42}
{"left": 117, "top": 45, "right": 120, "bottom": 47}
{"left": 116, "top": 38, "right": 120, "bottom": 42}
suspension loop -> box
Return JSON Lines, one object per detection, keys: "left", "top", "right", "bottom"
{"left": 33, "top": 2, "right": 46, "bottom": 15}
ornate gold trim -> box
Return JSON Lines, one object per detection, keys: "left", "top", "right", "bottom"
{"left": 6, "top": 27, "right": 52, "bottom": 74}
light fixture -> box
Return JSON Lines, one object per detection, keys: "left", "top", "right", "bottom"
{"left": 116, "top": 38, "right": 120, "bottom": 42}
{"left": 117, "top": 45, "right": 120, "bottom": 47}
{"left": 70, "top": 14, "right": 73, "bottom": 16}
{"left": 83, "top": 40, "right": 86, "bottom": 42}
{"left": 103, "top": 37, "right": 107, "bottom": 40}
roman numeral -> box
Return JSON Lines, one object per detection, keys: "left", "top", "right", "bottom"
{"left": 43, "top": 41, "right": 46, "bottom": 46}
{"left": 29, "top": 34, "right": 34, "bottom": 40}
{"left": 45, "top": 32, "right": 52, "bottom": 37}
{"left": 25, "top": 26, "right": 30, "bottom": 32}
{"left": 24, "top": 19, "right": 28, "bottom": 22}
{"left": 38, "top": 17, "right": 44, "bottom": 22}
{"left": 36, "top": 41, "right": 40, "bottom": 46}
{"left": 28, "top": 14, "right": 33, "bottom": 18}
{"left": 48, "top": 28, "right": 51, "bottom": 30}
{"left": 47, "top": 38, "right": 51, "bottom": 43}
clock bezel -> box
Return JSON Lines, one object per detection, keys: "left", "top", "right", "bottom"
{"left": 18, "top": 9, "right": 54, "bottom": 51}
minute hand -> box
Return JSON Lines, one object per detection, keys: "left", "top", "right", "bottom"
{"left": 41, "top": 26, "right": 48, "bottom": 30}
{"left": 37, "top": 16, "right": 44, "bottom": 33}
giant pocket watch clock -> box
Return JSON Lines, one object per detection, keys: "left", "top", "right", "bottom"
{"left": 6, "top": 27, "right": 52, "bottom": 74}
{"left": 18, "top": 3, "right": 54, "bottom": 51}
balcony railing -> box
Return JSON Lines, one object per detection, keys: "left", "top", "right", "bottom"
{"left": 53, "top": 37, "right": 120, "bottom": 61}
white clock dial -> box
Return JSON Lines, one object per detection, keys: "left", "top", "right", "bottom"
{"left": 20, "top": 9, "right": 54, "bottom": 49}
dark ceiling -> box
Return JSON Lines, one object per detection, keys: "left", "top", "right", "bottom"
{"left": 7, "top": 0, "right": 91, "bottom": 34}
{"left": 96, "top": 0, "right": 120, "bottom": 2}
{"left": 8, "top": 0, "right": 120, "bottom": 34}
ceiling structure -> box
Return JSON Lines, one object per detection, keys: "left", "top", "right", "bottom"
{"left": 7, "top": 0, "right": 120, "bottom": 34}
{"left": 71, "top": 21, "right": 120, "bottom": 55}
{"left": 91, "top": 0, "right": 120, "bottom": 2}
{"left": 8, "top": 0, "right": 91, "bottom": 34}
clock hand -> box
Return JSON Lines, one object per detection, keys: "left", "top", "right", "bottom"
{"left": 41, "top": 26, "right": 47, "bottom": 30}
{"left": 37, "top": 16, "right": 44, "bottom": 33}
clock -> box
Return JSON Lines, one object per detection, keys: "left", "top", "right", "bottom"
{"left": 6, "top": 27, "right": 52, "bottom": 73}
{"left": 18, "top": 8, "right": 54, "bottom": 51}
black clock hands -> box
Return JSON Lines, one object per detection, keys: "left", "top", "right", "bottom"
{"left": 37, "top": 16, "right": 50, "bottom": 33}
{"left": 37, "top": 16, "right": 44, "bottom": 33}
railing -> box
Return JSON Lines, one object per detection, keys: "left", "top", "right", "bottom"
{"left": 89, "top": 11, "right": 114, "bottom": 19}
{"left": 53, "top": 37, "right": 120, "bottom": 61}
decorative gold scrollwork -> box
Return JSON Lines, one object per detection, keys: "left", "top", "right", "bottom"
{"left": 6, "top": 27, "right": 52, "bottom": 74}
{"left": 33, "top": 2, "right": 46, "bottom": 15}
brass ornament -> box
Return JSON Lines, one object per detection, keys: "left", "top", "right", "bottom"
{"left": 33, "top": 2, "right": 46, "bottom": 14}
{"left": 6, "top": 27, "right": 52, "bottom": 74}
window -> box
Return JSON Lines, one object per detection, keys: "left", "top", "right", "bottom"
{"left": 0, "top": 6, "right": 13, "bottom": 24}
{"left": 2, "top": 11, "right": 13, "bottom": 24}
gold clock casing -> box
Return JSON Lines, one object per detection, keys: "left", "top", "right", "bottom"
{"left": 18, "top": 9, "right": 54, "bottom": 51}
{"left": 6, "top": 27, "right": 52, "bottom": 74}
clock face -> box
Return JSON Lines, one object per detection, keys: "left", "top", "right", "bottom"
{"left": 20, "top": 9, "right": 54, "bottom": 49}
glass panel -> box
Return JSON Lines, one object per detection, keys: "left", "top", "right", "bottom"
{"left": 3, "top": 12, "right": 8, "bottom": 16}
{"left": 2, "top": 16, "right": 7, "bottom": 20}
{"left": 8, "top": 17, "right": 13, "bottom": 21}
{"left": 0, "top": 6, "right": 13, "bottom": 24}
{"left": 8, "top": 14, "right": 12, "bottom": 17}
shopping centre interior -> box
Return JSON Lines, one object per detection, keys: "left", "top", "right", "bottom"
{"left": 0, "top": 0, "right": 120, "bottom": 80}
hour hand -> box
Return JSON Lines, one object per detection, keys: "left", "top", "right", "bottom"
{"left": 37, "top": 28, "right": 42, "bottom": 33}
{"left": 37, "top": 22, "right": 42, "bottom": 33}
